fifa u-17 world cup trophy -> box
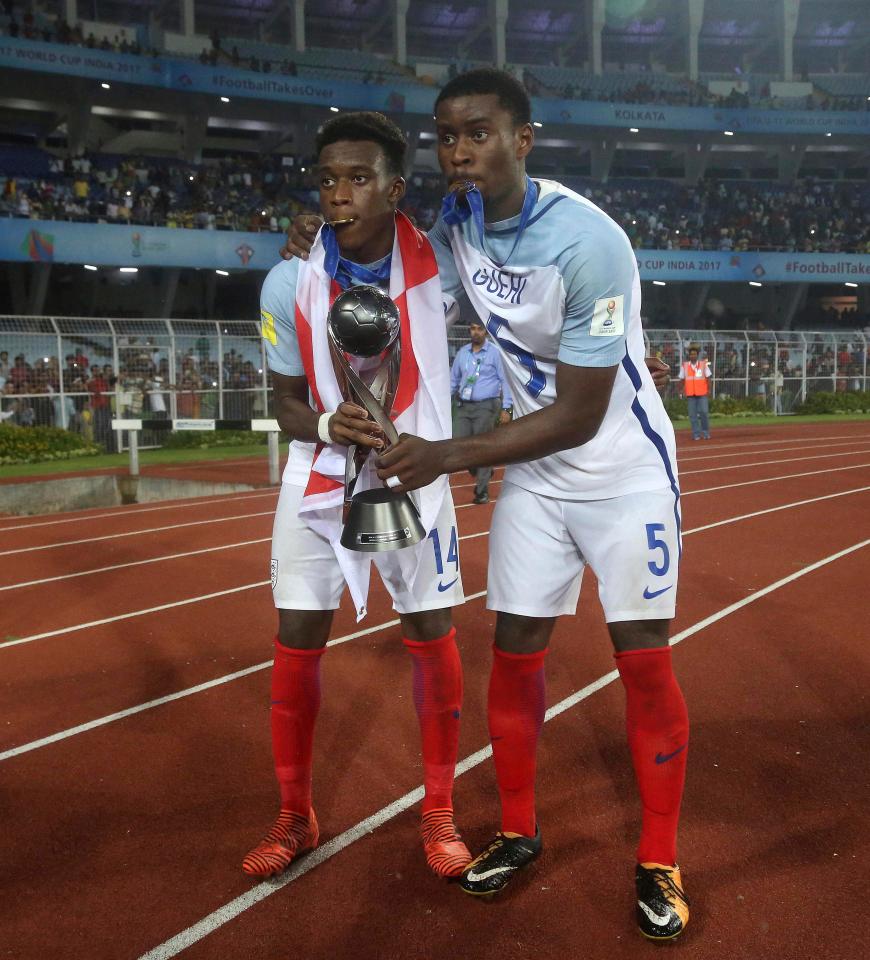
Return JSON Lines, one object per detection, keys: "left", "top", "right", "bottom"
{"left": 327, "top": 284, "right": 425, "bottom": 552}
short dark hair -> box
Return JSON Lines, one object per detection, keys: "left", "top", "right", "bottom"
{"left": 435, "top": 68, "right": 531, "bottom": 126}
{"left": 315, "top": 111, "right": 407, "bottom": 176}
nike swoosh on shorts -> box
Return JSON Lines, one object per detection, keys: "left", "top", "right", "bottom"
{"left": 643, "top": 584, "right": 673, "bottom": 600}
{"left": 437, "top": 577, "right": 459, "bottom": 592}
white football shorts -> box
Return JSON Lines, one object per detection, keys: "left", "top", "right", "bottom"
{"left": 271, "top": 483, "right": 465, "bottom": 614}
{"left": 487, "top": 481, "right": 681, "bottom": 622}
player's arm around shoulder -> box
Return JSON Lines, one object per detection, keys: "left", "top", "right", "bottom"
{"left": 374, "top": 223, "right": 630, "bottom": 492}
{"left": 429, "top": 216, "right": 464, "bottom": 329}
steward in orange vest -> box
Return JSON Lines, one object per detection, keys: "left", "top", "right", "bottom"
{"left": 679, "top": 347, "right": 712, "bottom": 439}
{"left": 680, "top": 355, "right": 710, "bottom": 397}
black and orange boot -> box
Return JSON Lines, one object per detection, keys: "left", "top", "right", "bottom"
{"left": 635, "top": 862, "right": 690, "bottom": 940}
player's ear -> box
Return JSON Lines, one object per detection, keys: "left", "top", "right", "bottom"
{"left": 388, "top": 175, "right": 406, "bottom": 205}
{"left": 516, "top": 122, "right": 534, "bottom": 161}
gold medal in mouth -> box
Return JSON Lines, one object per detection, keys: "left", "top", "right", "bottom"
{"left": 329, "top": 217, "right": 357, "bottom": 226}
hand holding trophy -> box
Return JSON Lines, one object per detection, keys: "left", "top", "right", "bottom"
{"left": 327, "top": 285, "right": 426, "bottom": 552}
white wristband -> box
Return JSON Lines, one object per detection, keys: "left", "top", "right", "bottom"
{"left": 317, "top": 411, "right": 334, "bottom": 444}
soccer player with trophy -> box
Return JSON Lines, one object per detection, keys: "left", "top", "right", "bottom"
{"left": 243, "top": 112, "right": 471, "bottom": 882}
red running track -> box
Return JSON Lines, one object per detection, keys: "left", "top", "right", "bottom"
{"left": 1, "top": 421, "right": 869, "bottom": 960}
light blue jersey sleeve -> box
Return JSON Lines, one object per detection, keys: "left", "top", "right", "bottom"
{"left": 260, "top": 258, "right": 304, "bottom": 377}
{"left": 557, "top": 215, "right": 635, "bottom": 368}
{"left": 428, "top": 214, "right": 466, "bottom": 320}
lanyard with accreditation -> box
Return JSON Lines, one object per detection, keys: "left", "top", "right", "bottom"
{"left": 460, "top": 352, "right": 483, "bottom": 401}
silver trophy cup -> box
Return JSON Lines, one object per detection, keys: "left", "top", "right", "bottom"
{"left": 326, "top": 285, "right": 425, "bottom": 553}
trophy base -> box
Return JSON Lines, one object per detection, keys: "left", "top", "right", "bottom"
{"left": 341, "top": 488, "right": 425, "bottom": 553}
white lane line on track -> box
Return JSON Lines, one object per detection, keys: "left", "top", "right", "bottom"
{"left": 0, "top": 522, "right": 497, "bottom": 647}
{"left": 0, "top": 471, "right": 482, "bottom": 533}
{"left": 676, "top": 431, "right": 870, "bottom": 454}
{"left": 0, "top": 581, "right": 270, "bottom": 649}
{"left": 135, "top": 535, "right": 870, "bottom": 960}
{"left": 681, "top": 447, "right": 870, "bottom": 476}
{"left": 2, "top": 429, "right": 866, "bottom": 533}
{"left": 5, "top": 444, "right": 867, "bottom": 555}
{"left": 0, "top": 489, "right": 279, "bottom": 533}
{"left": 683, "top": 462, "right": 870, "bottom": 498}
{"left": 3, "top": 481, "right": 867, "bottom": 755}
{"left": 4, "top": 462, "right": 868, "bottom": 593}
{"left": 0, "top": 590, "right": 488, "bottom": 764}
{"left": 0, "top": 466, "right": 485, "bottom": 534}
{"left": 690, "top": 486, "right": 870, "bottom": 533}
{"left": 677, "top": 437, "right": 868, "bottom": 463}
{"left": 0, "top": 510, "right": 276, "bottom": 557}
{"left": 4, "top": 485, "right": 869, "bottom": 651}
{"left": 0, "top": 482, "right": 484, "bottom": 551}
{"left": 0, "top": 539, "right": 273, "bottom": 593}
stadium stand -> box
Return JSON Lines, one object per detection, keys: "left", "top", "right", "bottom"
{"left": 2, "top": 145, "right": 867, "bottom": 255}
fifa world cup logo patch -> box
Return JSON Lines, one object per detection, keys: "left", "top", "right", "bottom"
{"left": 270, "top": 559, "right": 278, "bottom": 590}
{"left": 591, "top": 294, "right": 624, "bottom": 337}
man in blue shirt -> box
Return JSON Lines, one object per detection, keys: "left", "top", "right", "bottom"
{"left": 451, "top": 319, "right": 512, "bottom": 503}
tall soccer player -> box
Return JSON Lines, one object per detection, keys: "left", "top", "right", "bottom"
{"left": 374, "top": 70, "right": 691, "bottom": 940}
{"left": 245, "top": 111, "right": 471, "bottom": 882}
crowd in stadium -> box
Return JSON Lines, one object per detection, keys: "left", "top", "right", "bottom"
{"left": 2, "top": 151, "right": 867, "bottom": 254}
{"left": 0, "top": 154, "right": 312, "bottom": 234}
{"left": 0, "top": 4, "right": 156, "bottom": 56}
{"left": 528, "top": 76, "right": 863, "bottom": 113}
{"left": 582, "top": 178, "right": 870, "bottom": 255}
{"left": 0, "top": 342, "right": 265, "bottom": 441}
{"left": 2, "top": 326, "right": 866, "bottom": 441}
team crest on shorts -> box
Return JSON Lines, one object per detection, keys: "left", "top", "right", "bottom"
{"left": 270, "top": 559, "right": 278, "bottom": 590}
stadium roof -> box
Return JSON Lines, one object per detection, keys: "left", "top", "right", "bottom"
{"left": 60, "top": 0, "right": 866, "bottom": 70}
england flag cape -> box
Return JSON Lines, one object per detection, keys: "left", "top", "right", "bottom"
{"left": 293, "top": 211, "right": 452, "bottom": 620}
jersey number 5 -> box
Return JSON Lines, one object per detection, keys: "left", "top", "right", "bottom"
{"left": 485, "top": 312, "right": 547, "bottom": 399}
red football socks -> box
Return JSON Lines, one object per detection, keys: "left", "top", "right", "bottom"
{"left": 271, "top": 638, "right": 325, "bottom": 815}
{"left": 488, "top": 645, "right": 548, "bottom": 838}
{"left": 615, "top": 645, "right": 689, "bottom": 866}
{"left": 403, "top": 629, "right": 463, "bottom": 813}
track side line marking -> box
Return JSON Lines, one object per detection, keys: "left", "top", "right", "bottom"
{"left": 681, "top": 447, "right": 870, "bottom": 476}
{"left": 5, "top": 448, "right": 865, "bottom": 556}
{"left": 683, "top": 462, "right": 870, "bottom": 497}
{"left": 0, "top": 591, "right": 488, "bottom": 763}
{"left": 678, "top": 431, "right": 870, "bottom": 454}
{"left": 3, "top": 484, "right": 866, "bottom": 761}
{"left": 688, "top": 486, "right": 870, "bottom": 534}
{"left": 0, "top": 490, "right": 278, "bottom": 533}
{"left": 0, "top": 510, "right": 275, "bottom": 557}
{"left": 677, "top": 437, "right": 868, "bottom": 463}
{"left": 1, "top": 430, "right": 866, "bottom": 533}
{"left": 4, "top": 486, "right": 867, "bottom": 650}
{"left": 0, "top": 582, "right": 270, "bottom": 649}
{"left": 136, "top": 537, "right": 870, "bottom": 960}
{"left": 4, "top": 464, "right": 867, "bottom": 593}
{"left": 0, "top": 539, "right": 272, "bottom": 593}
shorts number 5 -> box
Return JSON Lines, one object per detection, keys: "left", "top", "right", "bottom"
{"left": 645, "top": 523, "right": 670, "bottom": 577}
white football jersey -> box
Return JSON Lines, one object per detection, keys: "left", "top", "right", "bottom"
{"left": 431, "top": 178, "right": 679, "bottom": 504}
